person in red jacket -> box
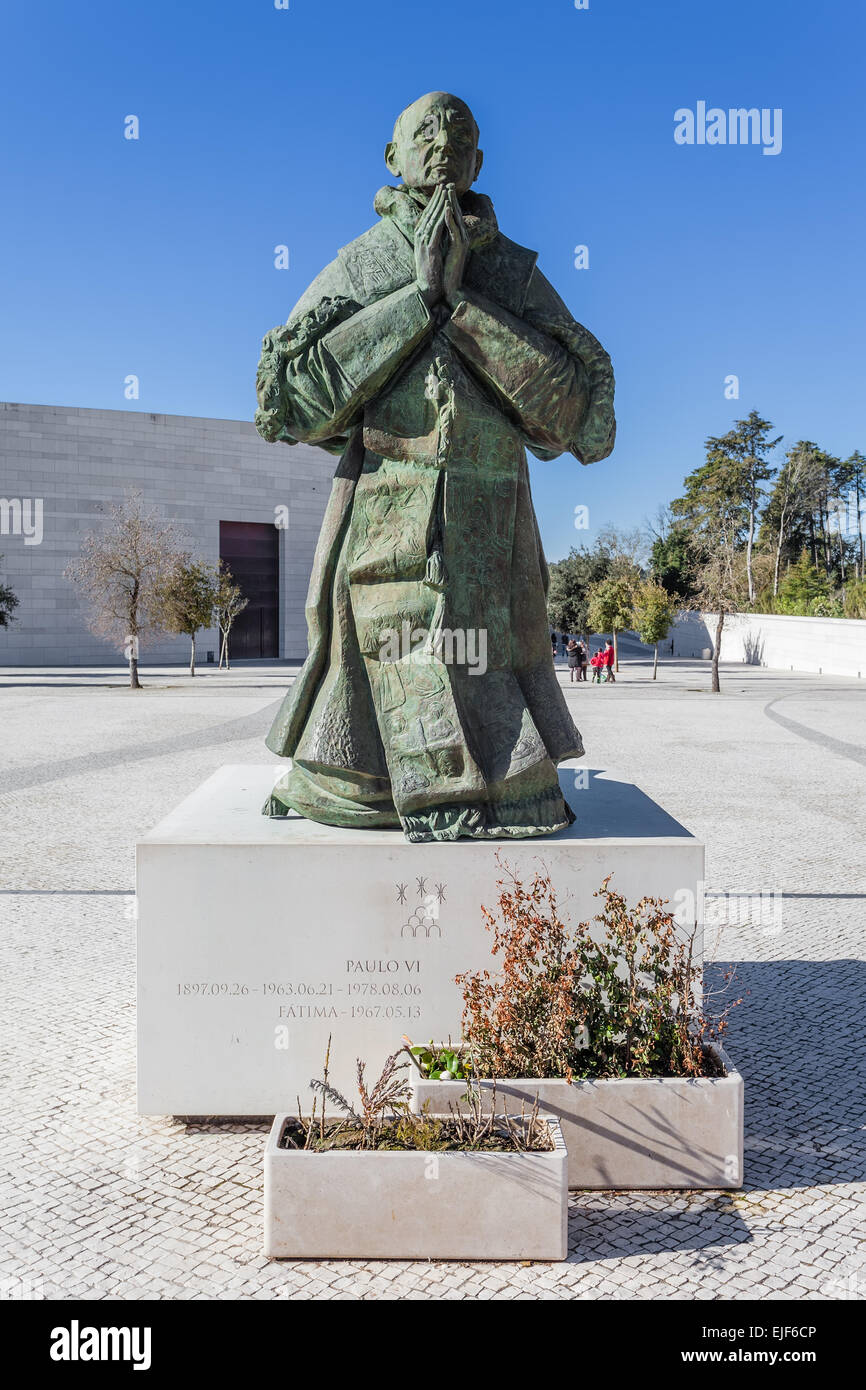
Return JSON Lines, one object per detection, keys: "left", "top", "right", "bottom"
{"left": 602, "top": 639, "right": 616, "bottom": 683}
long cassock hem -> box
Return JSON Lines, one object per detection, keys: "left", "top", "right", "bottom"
{"left": 263, "top": 760, "right": 576, "bottom": 842}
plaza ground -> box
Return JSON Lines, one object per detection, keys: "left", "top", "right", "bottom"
{"left": 0, "top": 644, "right": 864, "bottom": 1299}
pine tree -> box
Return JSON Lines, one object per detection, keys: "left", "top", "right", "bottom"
{"left": 700, "top": 411, "right": 781, "bottom": 603}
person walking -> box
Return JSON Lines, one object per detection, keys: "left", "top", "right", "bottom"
{"left": 602, "top": 638, "right": 616, "bottom": 683}
{"left": 566, "top": 637, "right": 580, "bottom": 683}
{"left": 551, "top": 631, "right": 559, "bottom": 661}
{"left": 577, "top": 637, "right": 589, "bottom": 681}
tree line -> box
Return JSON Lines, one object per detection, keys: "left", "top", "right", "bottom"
{"left": 654, "top": 410, "right": 864, "bottom": 614}
{"left": 548, "top": 411, "right": 865, "bottom": 693}
{"left": 656, "top": 410, "right": 864, "bottom": 688}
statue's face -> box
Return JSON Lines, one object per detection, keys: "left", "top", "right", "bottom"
{"left": 386, "top": 93, "right": 483, "bottom": 197}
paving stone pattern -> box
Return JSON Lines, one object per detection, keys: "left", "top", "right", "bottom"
{"left": 0, "top": 650, "right": 863, "bottom": 1300}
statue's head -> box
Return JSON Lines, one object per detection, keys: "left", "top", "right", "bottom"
{"left": 385, "top": 92, "right": 483, "bottom": 197}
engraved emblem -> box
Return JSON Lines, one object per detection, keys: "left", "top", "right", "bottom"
{"left": 394, "top": 879, "right": 447, "bottom": 940}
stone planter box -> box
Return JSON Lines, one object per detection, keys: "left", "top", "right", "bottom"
{"left": 263, "top": 1114, "right": 568, "bottom": 1260}
{"left": 409, "top": 1044, "right": 743, "bottom": 1191}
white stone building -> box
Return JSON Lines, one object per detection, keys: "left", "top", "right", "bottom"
{"left": 0, "top": 401, "right": 335, "bottom": 665}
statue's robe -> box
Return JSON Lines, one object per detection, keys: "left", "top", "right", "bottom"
{"left": 255, "top": 186, "right": 615, "bottom": 842}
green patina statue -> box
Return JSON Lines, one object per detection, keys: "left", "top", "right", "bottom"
{"left": 255, "top": 92, "right": 615, "bottom": 842}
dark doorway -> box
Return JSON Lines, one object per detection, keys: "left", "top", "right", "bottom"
{"left": 219, "top": 521, "right": 279, "bottom": 659}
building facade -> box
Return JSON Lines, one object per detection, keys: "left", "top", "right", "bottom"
{"left": 0, "top": 401, "right": 335, "bottom": 665}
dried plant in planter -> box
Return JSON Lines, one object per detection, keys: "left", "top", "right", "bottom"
{"left": 446, "top": 1079, "right": 550, "bottom": 1153}
{"left": 456, "top": 860, "right": 742, "bottom": 1081}
{"left": 308, "top": 1047, "right": 412, "bottom": 1150}
{"left": 280, "top": 1040, "right": 554, "bottom": 1153}
{"left": 456, "top": 861, "right": 583, "bottom": 1081}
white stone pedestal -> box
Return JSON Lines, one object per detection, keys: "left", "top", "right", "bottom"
{"left": 136, "top": 764, "right": 704, "bottom": 1115}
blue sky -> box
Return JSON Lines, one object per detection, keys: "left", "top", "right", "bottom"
{"left": 1, "top": 0, "right": 863, "bottom": 562}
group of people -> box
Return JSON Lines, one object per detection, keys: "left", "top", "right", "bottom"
{"left": 550, "top": 632, "right": 616, "bottom": 683}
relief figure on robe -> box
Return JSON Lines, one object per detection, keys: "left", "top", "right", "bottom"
{"left": 255, "top": 92, "right": 616, "bottom": 843}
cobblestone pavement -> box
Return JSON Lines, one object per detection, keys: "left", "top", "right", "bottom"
{"left": 0, "top": 652, "right": 864, "bottom": 1300}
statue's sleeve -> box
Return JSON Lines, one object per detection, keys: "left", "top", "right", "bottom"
{"left": 442, "top": 270, "right": 615, "bottom": 465}
{"left": 256, "top": 282, "right": 433, "bottom": 450}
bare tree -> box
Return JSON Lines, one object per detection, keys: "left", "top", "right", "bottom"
{"left": 65, "top": 491, "right": 185, "bottom": 689}
{"left": 671, "top": 443, "right": 750, "bottom": 693}
{"left": 691, "top": 548, "right": 749, "bottom": 694}
{"left": 595, "top": 522, "right": 648, "bottom": 575}
{"left": 214, "top": 563, "right": 248, "bottom": 669}
{"left": 846, "top": 451, "right": 866, "bottom": 581}
{"left": 768, "top": 443, "right": 814, "bottom": 596}
{"left": 645, "top": 505, "right": 675, "bottom": 546}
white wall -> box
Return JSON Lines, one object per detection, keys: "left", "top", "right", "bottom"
{"left": 0, "top": 402, "right": 334, "bottom": 665}
{"left": 671, "top": 610, "right": 866, "bottom": 679}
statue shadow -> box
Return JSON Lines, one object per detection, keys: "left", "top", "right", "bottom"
{"left": 557, "top": 767, "right": 696, "bottom": 839}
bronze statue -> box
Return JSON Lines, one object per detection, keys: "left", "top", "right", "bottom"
{"left": 255, "top": 92, "right": 615, "bottom": 842}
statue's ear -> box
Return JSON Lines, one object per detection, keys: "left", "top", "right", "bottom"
{"left": 473, "top": 148, "right": 484, "bottom": 181}
{"left": 385, "top": 141, "right": 401, "bottom": 177}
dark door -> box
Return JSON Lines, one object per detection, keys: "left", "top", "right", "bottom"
{"left": 219, "top": 521, "right": 279, "bottom": 659}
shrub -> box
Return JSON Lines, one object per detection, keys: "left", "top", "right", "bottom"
{"left": 456, "top": 860, "right": 740, "bottom": 1081}
{"left": 843, "top": 579, "right": 866, "bottom": 619}
{"left": 807, "top": 593, "right": 844, "bottom": 618}
{"left": 776, "top": 550, "right": 835, "bottom": 615}
{"left": 456, "top": 863, "right": 583, "bottom": 1081}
